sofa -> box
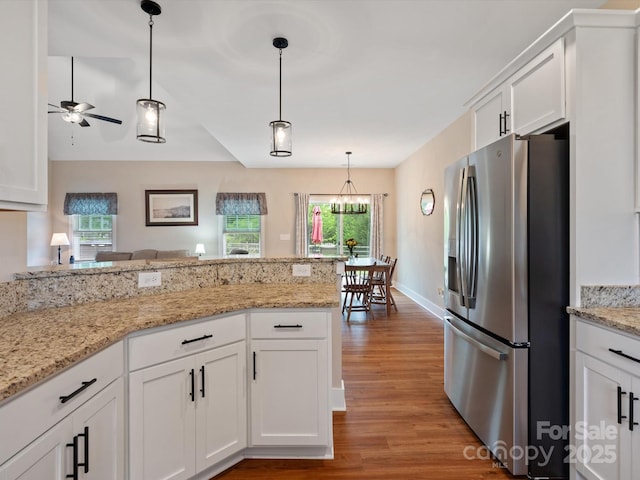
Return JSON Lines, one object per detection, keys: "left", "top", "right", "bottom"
{"left": 95, "top": 249, "right": 191, "bottom": 262}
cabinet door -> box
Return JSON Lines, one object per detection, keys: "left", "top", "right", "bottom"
{"left": 0, "top": 420, "right": 71, "bottom": 480}
{"left": 0, "top": 0, "right": 47, "bottom": 210}
{"left": 195, "top": 342, "right": 247, "bottom": 471}
{"left": 509, "top": 38, "right": 565, "bottom": 135}
{"left": 71, "top": 379, "right": 123, "bottom": 480}
{"left": 471, "top": 86, "right": 506, "bottom": 150}
{"left": 575, "top": 352, "right": 631, "bottom": 480}
{"left": 251, "top": 339, "right": 328, "bottom": 446}
{"left": 129, "top": 357, "right": 196, "bottom": 480}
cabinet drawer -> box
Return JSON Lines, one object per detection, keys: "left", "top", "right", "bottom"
{"left": 576, "top": 319, "right": 640, "bottom": 373}
{"left": 0, "top": 341, "right": 123, "bottom": 464}
{"left": 128, "top": 313, "right": 246, "bottom": 371}
{"left": 250, "top": 311, "right": 328, "bottom": 339}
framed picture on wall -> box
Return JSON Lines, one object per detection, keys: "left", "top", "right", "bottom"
{"left": 145, "top": 189, "right": 199, "bottom": 226}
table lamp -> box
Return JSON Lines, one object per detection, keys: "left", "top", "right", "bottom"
{"left": 195, "top": 243, "right": 206, "bottom": 256}
{"left": 50, "top": 233, "right": 70, "bottom": 265}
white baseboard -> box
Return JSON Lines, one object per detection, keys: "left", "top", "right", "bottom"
{"left": 393, "top": 283, "right": 446, "bottom": 319}
{"left": 332, "top": 380, "right": 346, "bottom": 411}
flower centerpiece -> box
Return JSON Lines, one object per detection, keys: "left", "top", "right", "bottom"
{"left": 345, "top": 238, "right": 357, "bottom": 257}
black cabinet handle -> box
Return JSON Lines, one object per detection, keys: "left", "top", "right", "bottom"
{"left": 60, "top": 378, "right": 97, "bottom": 404}
{"left": 181, "top": 334, "right": 213, "bottom": 345}
{"left": 274, "top": 324, "right": 303, "bottom": 329}
{"left": 499, "top": 110, "right": 510, "bottom": 136}
{"left": 189, "top": 369, "right": 195, "bottom": 402}
{"left": 617, "top": 386, "right": 627, "bottom": 424}
{"left": 66, "top": 435, "right": 79, "bottom": 480}
{"left": 78, "top": 426, "right": 89, "bottom": 474}
{"left": 630, "top": 392, "right": 639, "bottom": 431}
{"left": 609, "top": 348, "right": 640, "bottom": 364}
{"left": 253, "top": 352, "right": 257, "bottom": 380}
{"left": 200, "top": 365, "right": 205, "bottom": 398}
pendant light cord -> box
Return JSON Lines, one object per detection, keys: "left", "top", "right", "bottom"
{"left": 148, "top": 16, "right": 154, "bottom": 99}
{"left": 70, "top": 56, "right": 74, "bottom": 102}
{"left": 278, "top": 48, "right": 283, "bottom": 121}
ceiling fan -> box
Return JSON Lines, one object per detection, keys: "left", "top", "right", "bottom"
{"left": 48, "top": 57, "right": 122, "bottom": 127}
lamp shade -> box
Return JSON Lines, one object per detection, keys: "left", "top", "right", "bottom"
{"left": 50, "top": 233, "right": 70, "bottom": 246}
{"left": 136, "top": 99, "right": 166, "bottom": 143}
{"left": 195, "top": 243, "right": 206, "bottom": 255}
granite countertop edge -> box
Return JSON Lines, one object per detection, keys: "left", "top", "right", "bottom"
{"left": 567, "top": 306, "right": 640, "bottom": 337}
{"left": 0, "top": 283, "right": 340, "bottom": 403}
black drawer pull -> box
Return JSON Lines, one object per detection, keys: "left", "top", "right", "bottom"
{"left": 274, "top": 324, "right": 303, "bottom": 329}
{"left": 189, "top": 369, "right": 195, "bottom": 402}
{"left": 66, "top": 435, "right": 78, "bottom": 479}
{"left": 78, "top": 426, "right": 89, "bottom": 474}
{"left": 609, "top": 348, "right": 640, "bottom": 364}
{"left": 182, "top": 334, "right": 213, "bottom": 345}
{"left": 60, "top": 378, "right": 97, "bottom": 404}
{"left": 630, "top": 392, "right": 639, "bottom": 431}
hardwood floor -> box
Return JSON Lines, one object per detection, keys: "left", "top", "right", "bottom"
{"left": 216, "top": 291, "right": 515, "bottom": 479}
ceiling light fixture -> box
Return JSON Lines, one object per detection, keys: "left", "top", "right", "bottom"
{"left": 331, "top": 152, "right": 369, "bottom": 215}
{"left": 269, "top": 37, "right": 291, "bottom": 157}
{"left": 136, "top": 0, "right": 166, "bottom": 143}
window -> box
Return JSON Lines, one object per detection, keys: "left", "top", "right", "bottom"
{"left": 307, "top": 196, "right": 371, "bottom": 257}
{"left": 222, "top": 214, "right": 262, "bottom": 255}
{"left": 70, "top": 214, "right": 115, "bottom": 261}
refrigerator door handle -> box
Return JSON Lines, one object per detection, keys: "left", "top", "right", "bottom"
{"left": 466, "top": 166, "right": 478, "bottom": 308}
{"left": 457, "top": 167, "right": 468, "bottom": 307}
{"left": 446, "top": 317, "right": 508, "bottom": 361}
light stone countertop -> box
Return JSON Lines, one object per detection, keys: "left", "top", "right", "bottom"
{"left": 0, "top": 283, "right": 339, "bottom": 403}
{"left": 567, "top": 306, "right": 640, "bottom": 337}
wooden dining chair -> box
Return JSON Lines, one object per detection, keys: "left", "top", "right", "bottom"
{"left": 342, "top": 265, "right": 375, "bottom": 322}
{"left": 371, "top": 257, "right": 397, "bottom": 312}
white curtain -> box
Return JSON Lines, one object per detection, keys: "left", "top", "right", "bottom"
{"left": 370, "top": 193, "right": 385, "bottom": 259}
{"left": 294, "top": 193, "right": 309, "bottom": 257}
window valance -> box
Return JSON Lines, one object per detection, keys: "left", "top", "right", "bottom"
{"left": 215, "top": 193, "right": 268, "bottom": 215}
{"left": 64, "top": 193, "right": 118, "bottom": 215}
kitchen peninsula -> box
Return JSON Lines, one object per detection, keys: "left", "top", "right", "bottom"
{"left": 0, "top": 257, "right": 342, "bottom": 480}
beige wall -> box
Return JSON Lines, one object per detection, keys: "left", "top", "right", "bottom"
{"left": 393, "top": 112, "right": 472, "bottom": 313}
{"left": 46, "top": 161, "right": 396, "bottom": 263}
{"left": 0, "top": 212, "right": 27, "bottom": 282}
{"left": 600, "top": 0, "right": 640, "bottom": 8}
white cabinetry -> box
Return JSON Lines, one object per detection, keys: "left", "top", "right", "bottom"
{"left": 573, "top": 318, "right": 640, "bottom": 480}
{"left": 249, "top": 311, "right": 331, "bottom": 449}
{"left": 0, "top": 343, "right": 124, "bottom": 480}
{"left": 470, "top": 38, "right": 565, "bottom": 150}
{"left": 0, "top": 0, "right": 47, "bottom": 211}
{"left": 128, "top": 314, "right": 247, "bottom": 480}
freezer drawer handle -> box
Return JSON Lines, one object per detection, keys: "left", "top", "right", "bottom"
{"left": 608, "top": 348, "right": 640, "bottom": 364}
{"left": 446, "top": 318, "right": 507, "bottom": 361}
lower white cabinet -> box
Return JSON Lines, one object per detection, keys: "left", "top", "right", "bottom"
{"left": 573, "top": 318, "right": 640, "bottom": 480}
{"left": 249, "top": 311, "right": 330, "bottom": 448}
{"left": 128, "top": 315, "right": 247, "bottom": 480}
{"left": 0, "top": 378, "right": 124, "bottom": 480}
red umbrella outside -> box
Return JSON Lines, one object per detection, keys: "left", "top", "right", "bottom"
{"left": 311, "top": 206, "right": 323, "bottom": 244}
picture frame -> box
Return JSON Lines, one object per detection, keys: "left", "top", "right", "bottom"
{"left": 145, "top": 189, "right": 198, "bottom": 226}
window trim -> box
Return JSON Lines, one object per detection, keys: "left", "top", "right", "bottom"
{"left": 68, "top": 214, "right": 117, "bottom": 262}
{"left": 218, "top": 214, "right": 264, "bottom": 257}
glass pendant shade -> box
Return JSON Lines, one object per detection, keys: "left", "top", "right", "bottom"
{"left": 136, "top": 99, "right": 166, "bottom": 143}
{"left": 270, "top": 120, "right": 292, "bottom": 157}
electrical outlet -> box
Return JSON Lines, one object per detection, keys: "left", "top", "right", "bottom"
{"left": 292, "top": 264, "right": 311, "bottom": 277}
{"left": 437, "top": 287, "right": 444, "bottom": 297}
{"left": 138, "top": 271, "right": 161, "bottom": 288}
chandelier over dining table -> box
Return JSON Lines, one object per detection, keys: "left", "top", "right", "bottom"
{"left": 331, "top": 152, "right": 369, "bottom": 214}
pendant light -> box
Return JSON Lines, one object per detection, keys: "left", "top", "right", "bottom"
{"left": 331, "top": 152, "right": 369, "bottom": 215}
{"left": 136, "top": 0, "right": 166, "bottom": 143}
{"left": 269, "top": 37, "right": 292, "bottom": 157}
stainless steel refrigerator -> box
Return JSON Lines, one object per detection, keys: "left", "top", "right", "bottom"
{"left": 443, "top": 133, "right": 569, "bottom": 479}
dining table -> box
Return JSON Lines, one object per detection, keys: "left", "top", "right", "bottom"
{"left": 343, "top": 257, "right": 392, "bottom": 316}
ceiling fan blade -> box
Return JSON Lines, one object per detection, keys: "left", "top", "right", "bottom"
{"left": 48, "top": 110, "right": 65, "bottom": 114}
{"left": 79, "top": 118, "right": 91, "bottom": 127}
{"left": 48, "top": 103, "right": 63, "bottom": 109}
{"left": 74, "top": 102, "right": 94, "bottom": 112}
{"left": 82, "top": 112, "right": 123, "bottom": 125}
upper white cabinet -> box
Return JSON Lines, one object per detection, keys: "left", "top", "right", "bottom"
{"left": 0, "top": 0, "right": 47, "bottom": 211}
{"left": 470, "top": 38, "right": 565, "bottom": 150}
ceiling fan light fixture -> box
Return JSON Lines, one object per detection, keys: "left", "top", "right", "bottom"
{"left": 270, "top": 37, "right": 292, "bottom": 157}
{"left": 331, "top": 152, "right": 369, "bottom": 215}
{"left": 136, "top": 0, "right": 166, "bottom": 144}
{"left": 62, "top": 111, "right": 83, "bottom": 124}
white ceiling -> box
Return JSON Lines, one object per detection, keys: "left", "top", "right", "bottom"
{"left": 47, "top": 0, "right": 605, "bottom": 168}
